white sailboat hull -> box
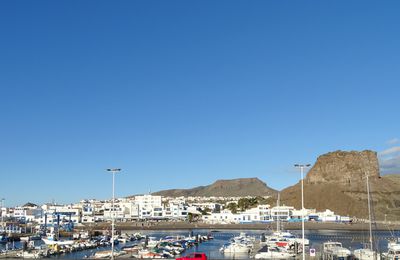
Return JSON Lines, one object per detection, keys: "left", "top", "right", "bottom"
{"left": 353, "top": 248, "right": 381, "bottom": 260}
{"left": 42, "top": 238, "right": 74, "bottom": 246}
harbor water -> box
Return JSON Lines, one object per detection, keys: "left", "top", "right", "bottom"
{"left": 1, "top": 229, "right": 399, "bottom": 259}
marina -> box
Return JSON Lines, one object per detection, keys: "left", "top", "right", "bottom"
{"left": 1, "top": 229, "right": 400, "bottom": 259}
{"left": 3, "top": 0, "right": 400, "bottom": 258}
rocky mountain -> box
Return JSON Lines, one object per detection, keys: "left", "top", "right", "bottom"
{"left": 152, "top": 178, "right": 277, "bottom": 197}
{"left": 280, "top": 150, "right": 400, "bottom": 220}
{"left": 149, "top": 150, "right": 400, "bottom": 220}
{"left": 306, "top": 150, "right": 380, "bottom": 184}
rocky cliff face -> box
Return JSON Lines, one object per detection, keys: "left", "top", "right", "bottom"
{"left": 281, "top": 150, "right": 400, "bottom": 220}
{"left": 306, "top": 150, "right": 380, "bottom": 184}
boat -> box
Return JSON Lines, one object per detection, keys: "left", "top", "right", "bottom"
{"left": 143, "top": 236, "right": 159, "bottom": 248}
{"left": 220, "top": 242, "right": 252, "bottom": 254}
{"left": 121, "top": 244, "right": 139, "bottom": 253}
{"left": 42, "top": 237, "right": 74, "bottom": 246}
{"left": 16, "top": 250, "right": 44, "bottom": 259}
{"left": 20, "top": 235, "right": 41, "bottom": 242}
{"left": 322, "top": 241, "right": 352, "bottom": 260}
{"left": 382, "top": 240, "right": 400, "bottom": 260}
{"left": 91, "top": 250, "right": 126, "bottom": 259}
{"left": 137, "top": 249, "right": 164, "bottom": 259}
{"left": 272, "top": 231, "right": 310, "bottom": 247}
{"left": 353, "top": 174, "right": 380, "bottom": 260}
{"left": 254, "top": 245, "right": 295, "bottom": 259}
{"left": 265, "top": 194, "right": 309, "bottom": 250}
{"left": 354, "top": 248, "right": 381, "bottom": 260}
{"left": 219, "top": 232, "right": 254, "bottom": 254}
{"left": 264, "top": 235, "right": 291, "bottom": 248}
{"left": 116, "top": 237, "right": 128, "bottom": 243}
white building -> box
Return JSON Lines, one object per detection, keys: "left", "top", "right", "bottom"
{"left": 202, "top": 210, "right": 239, "bottom": 224}
{"left": 270, "top": 205, "right": 294, "bottom": 221}
{"left": 190, "top": 202, "right": 221, "bottom": 213}
{"left": 164, "top": 201, "right": 188, "bottom": 219}
{"left": 317, "top": 209, "right": 342, "bottom": 222}
{"left": 12, "top": 207, "right": 43, "bottom": 222}
{"left": 134, "top": 195, "right": 162, "bottom": 219}
{"left": 290, "top": 208, "right": 316, "bottom": 221}
{"left": 39, "top": 204, "right": 81, "bottom": 225}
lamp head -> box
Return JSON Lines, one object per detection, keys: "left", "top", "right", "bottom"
{"left": 107, "top": 168, "right": 121, "bottom": 172}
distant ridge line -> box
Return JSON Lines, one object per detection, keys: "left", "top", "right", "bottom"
{"left": 151, "top": 177, "right": 278, "bottom": 197}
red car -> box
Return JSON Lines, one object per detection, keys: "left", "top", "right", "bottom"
{"left": 176, "top": 253, "right": 208, "bottom": 260}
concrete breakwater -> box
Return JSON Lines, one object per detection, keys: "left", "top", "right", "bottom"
{"left": 78, "top": 221, "right": 400, "bottom": 232}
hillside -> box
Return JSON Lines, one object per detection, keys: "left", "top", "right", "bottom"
{"left": 146, "top": 150, "right": 400, "bottom": 220}
{"left": 152, "top": 177, "right": 277, "bottom": 197}
{"left": 280, "top": 150, "right": 400, "bottom": 220}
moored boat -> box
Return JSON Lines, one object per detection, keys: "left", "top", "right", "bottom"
{"left": 382, "top": 240, "right": 400, "bottom": 260}
{"left": 323, "top": 241, "right": 352, "bottom": 260}
{"left": 254, "top": 245, "right": 295, "bottom": 259}
{"left": 42, "top": 237, "right": 74, "bottom": 246}
{"left": 353, "top": 248, "right": 381, "bottom": 260}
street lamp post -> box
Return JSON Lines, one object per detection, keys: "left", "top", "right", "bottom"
{"left": 294, "top": 164, "right": 311, "bottom": 260}
{"left": 107, "top": 168, "right": 121, "bottom": 260}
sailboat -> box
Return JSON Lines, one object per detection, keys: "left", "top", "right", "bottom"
{"left": 353, "top": 174, "right": 380, "bottom": 260}
{"left": 265, "top": 194, "right": 309, "bottom": 249}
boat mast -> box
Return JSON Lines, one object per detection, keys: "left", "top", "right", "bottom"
{"left": 277, "top": 193, "right": 280, "bottom": 232}
{"left": 366, "top": 173, "right": 373, "bottom": 251}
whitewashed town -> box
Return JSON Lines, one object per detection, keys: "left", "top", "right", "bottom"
{"left": 1, "top": 194, "right": 351, "bottom": 231}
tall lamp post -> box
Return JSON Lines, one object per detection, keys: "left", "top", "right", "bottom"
{"left": 294, "top": 164, "right": 311, "bottom": 260}
{"left": 107, "top": 168, "right": 121, "bottom": 260}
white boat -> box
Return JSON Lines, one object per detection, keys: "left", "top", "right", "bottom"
{"left": 323, "top": 241, "right": 352, "bottom": 260}
{"left": 220, "top": 243, "right": 251, "bottom": 254}
{"left": 143, "top": 236, "right": 159, "bottom": 248}
{"left": 255, "top": 246, "right": 295, "bottom": 259}
{"left": 20, "top": 234, "right": 41, "bottom": 242}
{"left": 20, "top": 236, "right": 30, "bottom": 242}
{"left": 137, "top": 249, "right": 164, "bottom": 259}
{"left": 92, "top": 250, "right": 126, "bottom": 259}
{"left": 353, "top": 174, "right": 380, "bottom": 260}
{"left": 265, "top": 194, "right": 309, "bottom": 250}
{"left": 42, "top": 237, "right": 74, "bottom": 246}
{"left": 273, "top": 231, "right": 310, "bottom": 247}
{"left": 117, "top": 237, "right": 128, "bottom": 243}
{"left": 264, "top": 235, "right": 291, "bottom": 248}
{"left": 353, "top": 248, "right": 381, "bottom": 260}
{"left": 382, "top": 240, "right": 400, "bottom": 260}
{"left": 16, "top": 250, "right": 44, "bottom": 259}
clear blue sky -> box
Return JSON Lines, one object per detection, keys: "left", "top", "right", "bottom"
{"left": 1, "top": 1, "right": 400, "bottom": 206}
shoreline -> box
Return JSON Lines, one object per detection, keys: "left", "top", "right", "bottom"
{"left": 77, "top": 221, "right": 400, "bottom": 232}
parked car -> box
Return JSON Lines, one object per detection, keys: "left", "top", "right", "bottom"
{"left": 176, "top": 253, "right": 207, "bottom": 260}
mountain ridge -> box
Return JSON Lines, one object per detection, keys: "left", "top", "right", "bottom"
{"left": 152, "top": 177, "right": 277, "bottom": 197}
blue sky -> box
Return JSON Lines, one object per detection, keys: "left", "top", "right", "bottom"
{"left": 1, "top": 1, "right": 400, "bottom": 206}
